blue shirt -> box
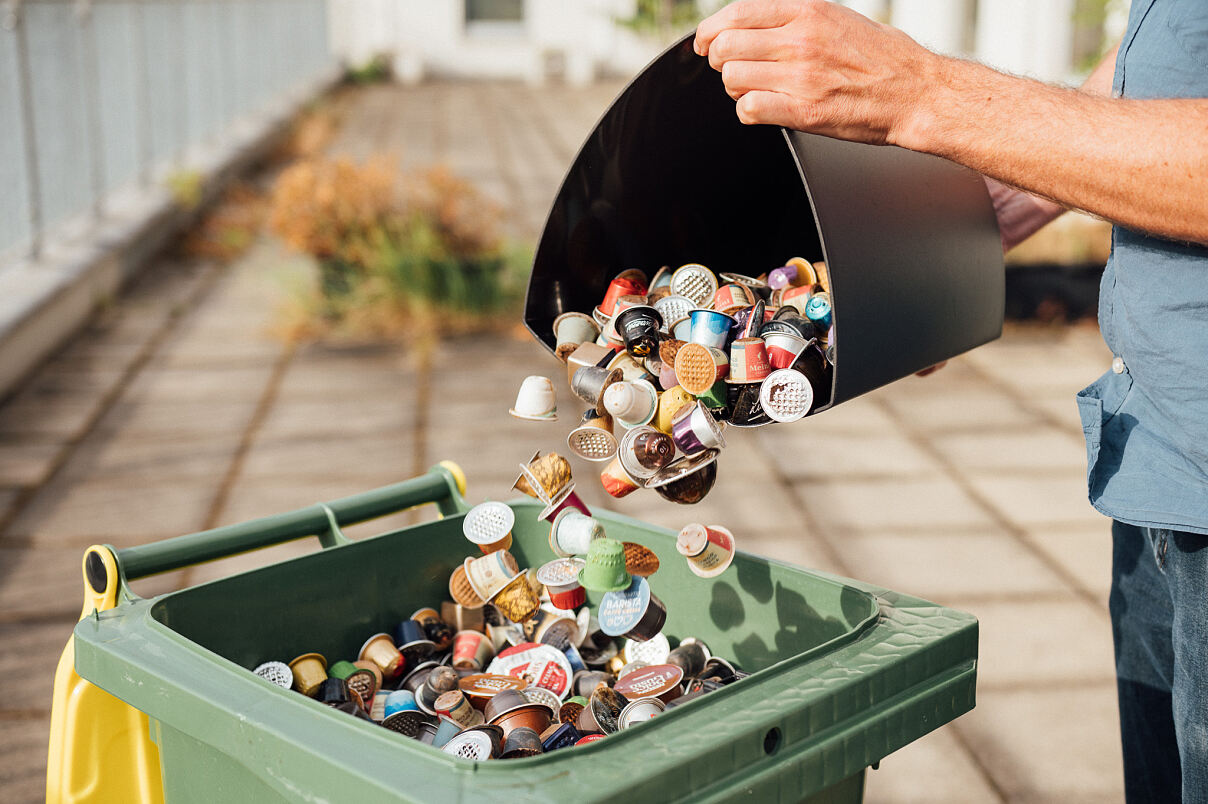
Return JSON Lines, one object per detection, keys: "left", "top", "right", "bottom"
{"left": 1077, "top": 0, "right": 1208, "bottom": 534}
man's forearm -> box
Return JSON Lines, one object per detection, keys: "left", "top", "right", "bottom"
{"left": 696, "top": 1, "right": 1208, "bottom": 247}
{"left": 899, "top": 57, "right": 1208, "bottom": 246}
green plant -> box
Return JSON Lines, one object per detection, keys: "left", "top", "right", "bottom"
{"left": 166, "top": 170, "right": 204, "bottom": 210}
{"left": 617, "top": 0, "right": 701, "bottom": 35}
{"left": 268, "top": 157, "right": 524, "bottom": 341}
{"left": 346, "top": 54, "right": 393, "bottom": 85}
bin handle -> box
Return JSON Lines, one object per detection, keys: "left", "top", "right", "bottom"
{"left": 108, "top": 461, "right": 468, "bottom": 582}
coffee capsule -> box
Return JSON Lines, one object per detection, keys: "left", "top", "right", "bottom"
{"left": 253, "top": 661, "right": 294, "bottom": 689}
{"left": 770, "top": 307, "right": 819, "bottom": 341}
{"left": 536, "top": 557, "right": 588, "bottom": 610}
{"left": 431, "top": 716, "right": 464, "bottom": 748}
{"left": 622, "top": 542, "right": 660, "bottom": 577}
{"left": 570, "top": 365, "right": 623, "bottom": 410}
{"left": 412, "top": 607, "right": 454, "bottom": 651}
{"left": 677, "top": 524, "right": 736, "bottom": 578}
{"left": 727, "top": 337, "right": 772, "bottom": 384}
{"left": 548, "top": 509, "right": 604, "bottom": 557}
{"left": 522, "top": 686, "right": 565, "bottom": 717}
{"left": 759, "top": 368, "right": 814, "bottom": 423}
{"left": 483, "top": 688, "right": 532, "bottom": 724}
{"left": 652, "top": 295, "right": 695, "bottom": 334}
{"left": 400, "top": 661, "right": 440, "bottom": 694}
{"left": 600, "top": 456, "right": 641, "bottom": 498}
{"left": 670, "top": 401, "right": 726, "bottom": 456}
{"left": 441, "top": 601, "right": 485, "bottom": 634}
{"left": 655, "top": 386, "right": 695, "bottom": 434}
{"left": 394, "top": 619, "right": 437, "bottom": 669}
{"left": 674, "top": 343, "right": 729, "bottom": 395}
{"left": 541, "top": 722, "right": 582, "bottom": 752}
{"left": 624, "top": 632, "right": 671, "bottom": 666}
{"left": 614, "top": 304, "right": 664, "bottom": 359}
{"left": 617, "top": 425, "right": 675, "bottom": 481}
{"left": 669, "top": 315, "right": 692, "bottom": 341}
{"left": 687, "top": 308, "right": 736, "bottom": 350}
{"left": 647, "top": 449, "right": 720, "bottom": 505}
{"left": 358, "top": 633, "right": 405, "bottom": 679}
{"left": 500, "top": 726, "right": 545, "bottom": 758}
{"left": 382, "top": 708, "right": 437, "bottom": 739}
{"left": 287, "top": 653, "right": 327, "bottom": 697}
{"left": 417, "top": 665, "right": 460, "bottom": 715}
{"left": 598, "top": 271, "right": 649, "bottom": 319}
{"left": 566, "top": 341, "right": 616, "bottom": 386}
{"left": 464, "top": 550, "right": 521, "bottom": 602}
{"left": 728, "top": 381, "right": 774, "bottom": 428}
{"left": 492, "top": 572, "right": 542, "bottom": 623}
{"left": 452, "top": 629, "right": 496, "bottom": 671}
{"left": 318, "top": 677, "right": 350, "bottom": 707}
{"left": 712, "top": 283, "right": 755, "bottom": 314}
{"left": 449, "top": 565, "right": 486, "bottom": 609}
{"left": 618, "top": 697, "right": 667, "bottom": 729}
{"left": 601, "top": 296, "right": 646, "bottom": 346}
{"left": 488, "top": 642, "right": 573, "bottom": 700}
{"left": 669, "top": 263, "right": 718, "bottom": 307}
{"left": 435, "top": 688, "right": 484, "bottom": 728}
{"left": 553, "top": 312, "right": 601, "bottom": 361}
{"left": 804, "top": 292, "right": 832, "bottom": 330}
{"left": 462, "top": 501, "right": 515, "bottom": 554}
{"left": 763, "top": 331, "right": 810, "bottom": 370}
{"left": 567, "top": 407, "right": 618, "bottom": 462}
{"left": 780, "top": 284, "right": 813, "bottom": 314}
{"left": 383, "top": 689, "right": 420, "bottom": 719}
{"left": 538, "top": 487, "right": 591, "bottom": 523}
{"left": 442, "top": 726, "right": 500, "bottom": 761}
{"left": 459, "top": 673, "right": 529, "bottom": 710}
{"left": 603, "top": 379, "right": 659, "bottom": 429}
{"left": 667, "top": 639, "right": 710, "bottom": 677}
{"left": 518, "top": 452, "right": 574, "bottom": 506}
{"left": 510, "top": 375, "right": 558, "bottom": 422}
{"left": 587, "top": 685, "right": 630, "bottom": 734}
{"left": 719, "top": 271, "right": 770, "bottom": 292}
{"left": 598, "top": 576, "right": 667, "bottom": 642}
{"left": 579, "top": 538, "right": 632, "bottom": 593}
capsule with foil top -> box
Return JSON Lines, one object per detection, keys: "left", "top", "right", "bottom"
{"left": 548, "top": 509, "right": 604, "bottom": 557}
{"left": 464, "top": 549, "right": 521, "bottom": 603}
{"left": 603, "top": 379, "right": 659, "bottom": 429}
{"left": 712, "top": 283, "right": 755, "bottom": 314}
{"left": 553, "top": 311, "right": 601, "bottom": 362}
{"left": 287, "top": 652, "right": 327, "bottom": 697}
{"left": 358, "top": 633, "right": 405, "bottom": 679}
{"left": 669, "top": 263, "right": 719, "bottom": 307}
{"left": 647, "top": 449, "right": 720, "bottom": 505}
{"left": 617, "top": 425, "right": 675, "bottom": 481}
{"left": 461, "top": 500, "right": 515, "bottom": 554}
{"left": 677, "top": 523, "right": 736, "bottom": 578}
{"left": 566, "top": 406, "right": 618, "bottom": 462}
{"left": 536, "top": 557, "right": 588, "bottom": 610}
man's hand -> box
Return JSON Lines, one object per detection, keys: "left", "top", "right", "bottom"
{"left": 694, "top": 0, "right": 938, "bottom": 147}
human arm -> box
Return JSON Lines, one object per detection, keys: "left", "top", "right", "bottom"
{"left": 695, "top": 1, "right": 1208, "bottom": 247}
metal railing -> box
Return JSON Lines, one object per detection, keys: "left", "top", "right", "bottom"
{"left": 0, "top": 0, "right": 332, "bottom": 263}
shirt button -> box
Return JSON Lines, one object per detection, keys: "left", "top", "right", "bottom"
{"left": 1112, "top": 356, "right": 1125, "bottom": 374}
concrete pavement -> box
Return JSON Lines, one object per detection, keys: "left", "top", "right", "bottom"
{"left": 0, "top": 81, "right": 1122, "bottom": 803}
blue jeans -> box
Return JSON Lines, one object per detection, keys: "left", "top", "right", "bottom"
{"left": 1111, "top": 520, "right": 1208, "bottom": 802}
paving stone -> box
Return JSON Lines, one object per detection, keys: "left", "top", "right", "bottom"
{"left": 276, "top": 353, "right": 413, "bottom": 399}
{"left": 0, "top": 443, "right": 62, "bottom": 487}
{"left": 0, "top": 715, "right": 51, "bottom": 804}
{"left": 754, "top": 429, "right": 942, "bottom": 481}
{"left": 0, "top": 391, "right": 105, "bottom": 441}
{"left": 863, "top": 724, "right": 1000, "bottom": 804}
{"left": 257, "top": 396, "right": 414, "bottom": 439}
{"left": 240, "top": 432, "right": 415, "bottom": 480}
{"left": 213, "top": 477, "right": 418, "bottom": 533}
{"left": 837, "top": 531, "right": 1068, "bottom": 603}
{"left": 743, "top": 531, "right": 845, "bottom": 576}
{"left": 955, "top": 685, "right": 1123, "bottom": 801}
{"left": 6, "top": 476, "right": 215, "bottom": 545}
{"left": 0, "top": 620, "right": 73, "bottom": 712}
{"left": 805, "top": 397, "right": 901, "bottom": 436}
{"left": 121, "top": 365, "right": 276, "bottom": 403}
{"left": 93, "top": 396, "right": 259, "bottom": 439}
{"left": 966, "top": 471, "right": 1105, "bottom": 528}
{"left": 59, "top": 432, "right": 243, "bottom": 481}
{"left": 968, "top": 596, "right": 1116, "bottom": 689}
{"left": 799, "top": 478, "right": 997, "bottom": 533}
{"left": 1020, "top": 524, "right": 1112, "bottom": 608}
{"left": 930, "top": 428, "right": 1086, "bottom": 474}
{"left": 876, "top": 386, "right": 1039, "bottom": 434}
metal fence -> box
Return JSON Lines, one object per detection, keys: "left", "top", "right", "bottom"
{"left": 0, "top": 0, "right": 332, "bottom": 263}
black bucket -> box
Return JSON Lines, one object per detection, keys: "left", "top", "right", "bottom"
{"left": 525, "top": 35, "right": 1003, "bottom": 413}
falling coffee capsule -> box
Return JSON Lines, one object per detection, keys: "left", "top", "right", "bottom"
{"left": 614, "top": 305, "right": 664, "bottom": 359}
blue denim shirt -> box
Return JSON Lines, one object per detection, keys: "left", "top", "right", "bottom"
{"left": 1077, "top": 0, "right": 1208, "bottom": 534}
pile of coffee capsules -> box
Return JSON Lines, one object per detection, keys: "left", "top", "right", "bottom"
{"left": 250, "top": 489, "right": 743, "bottom": 761}
{"left": 529, "top": 260, "right": 834, "bottom": 505}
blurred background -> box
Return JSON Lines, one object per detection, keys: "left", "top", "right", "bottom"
{"left": 2, "top": 2, "right": 1130, "bottom": 802}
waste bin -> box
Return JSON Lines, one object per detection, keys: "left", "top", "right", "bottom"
{"left": 54, "top": 463, "right": 978, "bottom": 803}
{"left": 525, "top": 35, "right": 1003, "bottom": 412}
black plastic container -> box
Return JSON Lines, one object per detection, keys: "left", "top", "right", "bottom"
{"left": 525, "top": 35, "right": 1003, "bottom": 413}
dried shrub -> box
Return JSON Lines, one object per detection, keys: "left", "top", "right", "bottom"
{"left": 268, "top": 156, "right": 524, "bottom": 342}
